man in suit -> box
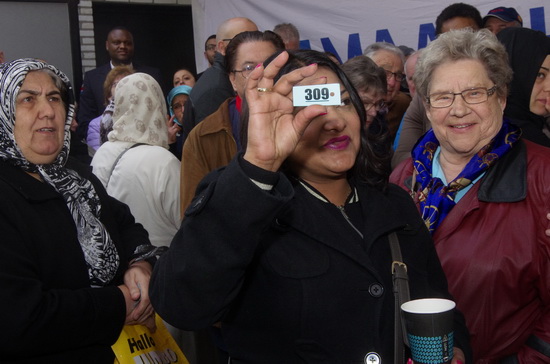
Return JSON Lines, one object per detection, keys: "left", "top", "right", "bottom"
{"left": 76, "top": 26, "right": 162, "bottom": 140}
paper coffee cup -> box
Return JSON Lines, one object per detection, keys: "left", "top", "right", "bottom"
{"left": 401, "top": 298, "right": 456, "bottom": 364}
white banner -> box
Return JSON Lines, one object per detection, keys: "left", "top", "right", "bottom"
{"left": 192, "top": 0, "right": 549, "bottom": 72}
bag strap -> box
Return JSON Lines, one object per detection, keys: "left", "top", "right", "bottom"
{"left": 106, "top": 143, "right": 146, "bottom": 188}
{"left": 389, "top": 231, "right": 410, "bottom": 364}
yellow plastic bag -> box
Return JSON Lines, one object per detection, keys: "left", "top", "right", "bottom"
{"left": 112, "top": 314, "right": 189, "bottom": 364}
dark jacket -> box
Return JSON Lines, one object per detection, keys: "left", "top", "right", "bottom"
{"left": 386, "top": 90, "right": 411, "bottom": 142}
{"left": 390, "top": 139, "right": 550, "bottom": 363}
{"left": 0, "top": 158, "right": 151, "bottom": 363}
{"left": 152, "top": 156, "right": 471, "bottom": 363}
{"left": 76, "top": 63, "right": 162, "bottom": 140}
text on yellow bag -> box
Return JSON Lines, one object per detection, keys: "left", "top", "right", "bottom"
{"left": 112, "top": 314, "right": 189, "bottom": 364}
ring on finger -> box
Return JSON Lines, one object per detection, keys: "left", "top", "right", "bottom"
{"left": 257, "top": 87, "right": 273, "bottom": 93}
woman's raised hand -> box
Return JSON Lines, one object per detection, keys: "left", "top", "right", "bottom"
{"left": 243, "top": 51, "right": 327, "bottom": 172}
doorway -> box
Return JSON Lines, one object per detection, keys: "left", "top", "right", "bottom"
{"left": 92, "top": 2, "right": 195, "bottom": 93}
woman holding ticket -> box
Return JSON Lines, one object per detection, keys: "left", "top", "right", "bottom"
{"left": 151, "top": 50, "right": 471, "bottom": 363}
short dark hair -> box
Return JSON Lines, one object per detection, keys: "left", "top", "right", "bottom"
{"left": 107, "top": 25, "right": 132, "bottom": 38}
{"left": 204, "top": 34, "right": 216, "bottom": 50}
{"left": 224, "top": 30, "right": 285, "bottom": 74}
{"left": 242, "top": 50, "right": 390, "bottom": 190}
{"left": 435, "top": 3, "right": 482, "bottom": 35}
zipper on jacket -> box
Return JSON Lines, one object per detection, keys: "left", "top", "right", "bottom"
{"left": 336, "top": 205, "right": 364, "bottom": 239}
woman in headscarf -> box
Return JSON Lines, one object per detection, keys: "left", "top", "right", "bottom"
{"left": 91, "top": 72, "right": 181, "bottom": 248}
{"left": 86, "top": 65, "right": 134, "bottom": 153}
{"left": 497, "top": 26, "right": 550, "bottom": 147}
{"left": 0, "top": 59, "right": 156, "bottom": 363}
{"left": 166, "top": 84, "right": 192, "bottom": 158}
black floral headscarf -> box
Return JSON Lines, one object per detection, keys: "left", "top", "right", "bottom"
{"left": 0, "top": 58, "right": 119, "bottom": 286}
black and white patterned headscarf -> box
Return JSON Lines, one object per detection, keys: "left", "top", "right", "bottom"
{"left": 0, "top": 58, "right": 119, "bottom": 286}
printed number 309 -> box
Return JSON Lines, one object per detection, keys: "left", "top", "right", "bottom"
{"left": 304, "top": 87, "right": 329, "bottom": 101}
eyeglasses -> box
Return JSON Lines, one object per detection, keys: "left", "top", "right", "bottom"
{"left": 171, "top": 102, "right": 184, "bottom": 111}
{"left": 364, "top": 100, "right": 386, "bottom": 111}
{"left": 427, "top": 85, "right": 498, "bottom": 108}
{"left": 205, "top": 44, "right": 216, "bottom": 51}
{"left": 232, "top": 64, "right": 256, "bottom": 78}
{"left": 384, "top": 69, "right": 405, "bottom": 82}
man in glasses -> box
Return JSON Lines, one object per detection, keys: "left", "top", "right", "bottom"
{"left": 364, "top": 42, "right": 411, "bottom": 143}
{"left": 204, "top": 34, "right": 217, "bottom": 67}
{"left": 180, "top": 17, "right": 258, "bottom": 147}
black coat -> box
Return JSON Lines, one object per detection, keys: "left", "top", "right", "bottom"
{"left": 76, "top": 63, "right": 162, "bottom": 140}
{"left": 151, "top": 157, "right": 471, "bottom": 363}
{"left": 0, "top": 158, "right": 151, "bottom": 363}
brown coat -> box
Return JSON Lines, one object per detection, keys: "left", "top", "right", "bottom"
{"left": 385, "top": 91, "right": 411, "bottom": 142}
{"left": 392, "top": 93, "right": 431, "bottom": 169}
{"left": 180, "top": 98, "right": 237, "bottom": 214}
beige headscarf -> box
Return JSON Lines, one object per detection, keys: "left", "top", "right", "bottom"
{"left": 108, "top": 72, "right": 168, "bottom": 148}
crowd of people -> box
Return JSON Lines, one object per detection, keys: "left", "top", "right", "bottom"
{"left": 1, "top": 2, "right": 550, "bottom": 364}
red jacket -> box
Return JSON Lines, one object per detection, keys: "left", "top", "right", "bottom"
{"left": 390, "top": 139, "right": 550, "bottom": 363}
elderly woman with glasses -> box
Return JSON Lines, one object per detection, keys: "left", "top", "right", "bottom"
{"left": 179, "top": 30, "right": 284, "bottom": 214}
{"left": 391, "top": 29, "right": 550, "bottom": 363}
{"left": 342, "top": 55, "right": 392, "bottom": 171}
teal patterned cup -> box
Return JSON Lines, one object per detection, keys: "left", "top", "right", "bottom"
{"left": 401, "top": 298, "right": 456, "bottom": 364}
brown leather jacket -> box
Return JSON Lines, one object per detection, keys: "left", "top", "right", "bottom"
{"left": 180, "top": 98, "right": 237, "bottom": 214}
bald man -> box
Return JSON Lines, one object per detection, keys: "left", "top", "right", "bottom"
{"left": 177, "top": 18, "right": 257, "bottom": 149}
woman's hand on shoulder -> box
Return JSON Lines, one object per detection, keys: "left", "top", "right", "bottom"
{"left": 243, "top": 51, "right": 327, "bottom": 172}
{"left": 118, "top": 260, "right": 155, "bottom": 329}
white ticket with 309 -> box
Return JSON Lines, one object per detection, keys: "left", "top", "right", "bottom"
{"left": 292, "top": 83, "right": 341, "bottom": 107}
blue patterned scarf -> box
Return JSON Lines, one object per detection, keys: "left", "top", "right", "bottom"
{"left": 411, "top": 120, "right": 521, "bottom": 234}
{"left": 0, "top": 59, "right": 119, "bottom": 286}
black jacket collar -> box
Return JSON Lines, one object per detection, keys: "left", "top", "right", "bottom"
{"left": 0, "top": 160, "right": 60, "bottom": 201}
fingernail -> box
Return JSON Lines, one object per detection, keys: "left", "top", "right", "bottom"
{"left": 318, "top": 112, "right": 328, "bottom": 116}
{"left": 457, "top": 361, "right": 464, "bottom": 364}
{"left": 407, "top": 359, "right": 413, "bottom": 364}
{"left": 308, "top": 63, "right": 316, "bottom": 66}
{"left": 255, "top": 63, "right": 262, "bottom": 68}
